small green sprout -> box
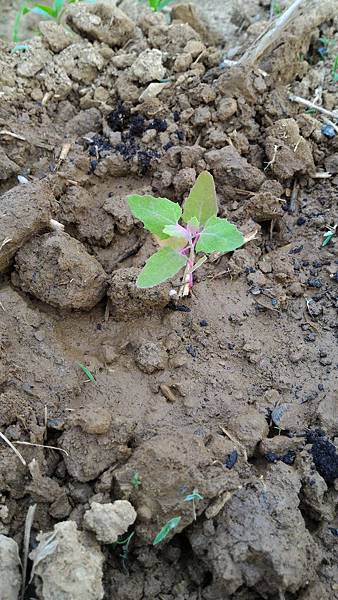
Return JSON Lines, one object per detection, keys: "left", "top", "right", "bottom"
{"left": 153, "top": 516, "right": 181, "bottom": 545}
{"left": 13, "top": 0, "right": 92, "bottom": 42}
{"left": 78, "top": 362, "right": 96, "bottom": 383}
{"left": 140, "top": 0, "right": 174, "bottom": 12}
{"left": 184, "top": 489, "right": 203, "bottom": 521}
{"left": 322, "top": 224, "right": 337, "bottom": 247}
{"left": 113, "top": 532, "right": 134, "bottom": 572}
{"left": 332, "top": 55, "right": 338, "bottom": 83}
{"left": 271, "top": 1, "right": 282, "bottom": 17}
{"left": 131, "top": 472, "right": 142, "bottom": 489}
{"left": 128, "top": 172, "right": 246, "bottom": 296}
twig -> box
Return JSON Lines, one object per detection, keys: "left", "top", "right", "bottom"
{"left": 0, "top": 432, "right": 26, "bottom": 466}
{"left": 289, "top": 94, "right": 338, "bottom": 120}
{"left": 0, "top": 130, "right": 26, "bottom": 141}
{"left": 239, "top": 0, "right": 306, "bottom": 66}
{"left": 21, "top": 504, "right": 36, "bottom": 600}
{"left": 13, "top": 441, "right": 69, "bottom": 457}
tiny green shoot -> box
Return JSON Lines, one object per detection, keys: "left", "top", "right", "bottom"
{"left": 131, "top": 472, "right": 142, "bottom": 489}
{"left": 153, "top": 516, "right": 181, "bottom": 545}
{"left": 271, "top": 1, "right": 282, "bottom": 17}
{"left": 113, "top": 531, "right": 134, "bottom": 572}
{"left": 322, "top": 224, "right": 337, "bottom": 247}
{"left": 184, "top": 489, "right": 203, "bottom": 521}
{"left": 128, "top": 171, "right": 247, "bottom": 297}
{"left": 140, "top": 0, "right": 174, "bottom": 12}
{"left": 78, "top": 362, "right": 96, "bottom": 383}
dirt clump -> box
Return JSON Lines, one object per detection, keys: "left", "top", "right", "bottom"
{"left": 108, "top": 267, "right": 171, "bottom": 319}
{"left": 0, "top": 534, "right": 21, "bottom": 600}
{"left": 66, "top": 2, "right": 135, "bottom": 47}
{"left": 12, "top": 232, "right": 108, "bottom": 310}
{"left": 265, "top": 118, "right": 316, "bottom": 180}
{"left": 189, "top": 464, "right": 320, "bottom": 597}
{"left": 0, "top": 181, "right": 56, "bottom": 273}
{"left": 113, "top": 431, "right": 246, "bottom": 544}
{"left": 30, "top": 521, "right": 104, "bottom": 600}
{"left": 59, "top": 416, "right": 134, "bottom": 482}
{"left": 84, "top": 500, "right": 136, "bottom": 544}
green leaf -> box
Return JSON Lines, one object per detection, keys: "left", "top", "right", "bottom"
{"left": 30, "top": 4, "right": 57, "bottom": 17}
{"left": 184, "top": 489, "right": 203, "bottom": 502}
{"left": 182, "top": 171, "right": 217, "bottom": 226}
{"left": 128, "top": 195, "right": 182, "bottom": 240}
{"left": 162, "top": 224, "right": 189, "bottom": 240}
{"left": 78, "top": 362, "right": 96, "bottom": 383}
{"left": 153, "top": 517, "right": 181, "bottom": 545}
{"left": 53, "top": 0, "right": 65, "bottom": 14}
{"left": 322, "top": 231, "right": 334, "bottom": 247}
{"left": 137, "top": 247, "right": 187, "bottom": 288}
{"left": 196, "top": 216, "right": 244, "bottom": 254}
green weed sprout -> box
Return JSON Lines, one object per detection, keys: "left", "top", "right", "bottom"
{"left": 13, "top": 0, "right": 86, "bottom": 42}
{"left": 322, "top": 224, "right": 337, "bottom": 247}
{"left": 153, "top": 516, "right": 181, "bottom": 545}
{"left": 184, "top": 489, "right": 203, "bottom": 521}
{"left": 131, "top": 472, "right": 142, "bottom": 489}
{"left": 128, "top": 171, "right": 247, "bottom": 296}
{"left": 140, "top": 0, "right": 174, "bottom": 12}
{"left": 113, "top": 531, "right": 134, "bottom": 572}
{"left": 128, "top": 172, "right": 247, "bottom": 297}
{"left": 78, "top": 362, "right": 96, "bottom": 383}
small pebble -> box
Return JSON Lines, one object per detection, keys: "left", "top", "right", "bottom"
{"left": 200, "top": 319, "right": 208, "bottom": 327}
{"left": 186, "top": 345, "right": 197, "bottom": 357}
{"left": 307, "top": 277, "right": 322, "bottom": 288}
{"left": 224, "top": 449, "right": 238, "bottom": 469}
{"left": 321, "top": 124, "right": 336, "bottom": 138}
{"left": 296, "top": 217, "right": 306, "bottom": 226}
{"left": 305, "top": 333, "right": 316, "bottom": 342}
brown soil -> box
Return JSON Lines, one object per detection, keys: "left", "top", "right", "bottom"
{"left": 0, "top": 1, "right": 337, "bottom": 599}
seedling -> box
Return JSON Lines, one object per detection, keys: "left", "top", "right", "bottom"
{"left": 184, "top": 489, "right": 203, "bottom": 521}
{"left": 153, "top": 516, "right": 181, "bottom": 545}
{"left": 128, "top": 172, "right": 247, "bottom": 297}
{"left": 13, "top": 0, "right": 91, "bottom": 42}
{"left": 113, "top": 532, "right": 134, "bottom": 572}
{"left": 131, "top": 472, "right": 142, "bottom": 489}
{"left": 271, "top": 1, "right": 282, "bottom": 17}
{"left": 78, "top": 362, "right": 96, "bottom": 383}
{"left": 322, "top": 224, "right": 337, "bottom": 247}
{"left": 140, "top": 0, "right": 174, "bottom": 11}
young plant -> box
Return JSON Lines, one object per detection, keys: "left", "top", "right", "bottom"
{"left": 184, "top": 489, "right": 203, "bottom": 521}
{"left": 322, "top": 224, "right": 337, "bottom": 247}
{"left": 131, "top": 472, "right": 142, "bottom": 489}
{"left": 78, "top": 362, "right": 96, "bottom": 383}
{"left": 13, "top": 0, "right": 89, "bottom": 42}
{"left": 153, "top": 516, "right": 181, "bottom": 545}
{"left": 113, "top": 532, "right": 134, "bottom": 572}
{"left": 140, "top": 0, "right": 174, "bottom": 12}
{"left": 128, "top": 172, "right": 246, "bottom": 297}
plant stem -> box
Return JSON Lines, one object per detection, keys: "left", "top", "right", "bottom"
{"left": 179, "top": 242, "right": 194, "bottom": 297}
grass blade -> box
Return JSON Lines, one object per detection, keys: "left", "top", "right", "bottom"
{"left": 78, "top": 362, "right": 96, "bottom": 383}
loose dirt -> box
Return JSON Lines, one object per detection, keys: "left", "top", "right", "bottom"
{"left": 0, "top": 0, "right": 337, "bottom": 598}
